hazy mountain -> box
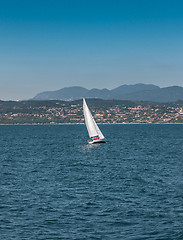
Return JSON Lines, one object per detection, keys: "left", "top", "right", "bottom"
{"left": 109, "top": 84, "right": 160, "bottom": 99}
{"left": 32, "top": 84, "right": 183, "bottom": 102}
{"left": 33, "top": 86, "right": 88, "bottom": 101}
{"left": 118, "top": 86, "right": 183, "bottom": 102}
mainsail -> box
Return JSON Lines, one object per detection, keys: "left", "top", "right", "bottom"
{"left": 83, "top": 98, "right": 105, "bottom": 140}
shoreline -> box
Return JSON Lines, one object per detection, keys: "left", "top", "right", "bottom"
{"left": 0, "top": 122, "right": 183, "bottom": 126}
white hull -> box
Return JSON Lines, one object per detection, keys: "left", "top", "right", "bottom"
{"left": 88, "top": 139, "right": 106, "bottom": 144}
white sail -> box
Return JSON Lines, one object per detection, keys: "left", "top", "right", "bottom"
{"left": 83, "top": 98, "right": 105, "bottom": 140}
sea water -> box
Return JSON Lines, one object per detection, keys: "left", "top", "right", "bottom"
{"left": 0, "top": 124, "right": 183, "bottom": 240}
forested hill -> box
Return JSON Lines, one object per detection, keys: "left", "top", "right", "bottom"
{"left": 1, "top": 98, "right": 183, "bottom": 112}
{"left": 0, "top": 99, "right": 140, "bottom": 113}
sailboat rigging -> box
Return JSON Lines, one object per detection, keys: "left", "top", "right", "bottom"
{"left": 83, "top": 98, "right": 106, "bottom": 144}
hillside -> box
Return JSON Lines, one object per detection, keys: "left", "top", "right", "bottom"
{"left": 0, "top": 99, "right": 183, "bottom": 124}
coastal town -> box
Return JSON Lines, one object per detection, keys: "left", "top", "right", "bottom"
{"left": 0, "top": 99, "right": 183, "bottom": 124}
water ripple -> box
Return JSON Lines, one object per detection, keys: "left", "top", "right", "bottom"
{"left": 0, "top": 124, "right": 183, "bottom": 239}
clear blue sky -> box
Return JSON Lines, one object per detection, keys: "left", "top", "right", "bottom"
{"left": 0, "top": 0, "right": 183, "bottom": 100}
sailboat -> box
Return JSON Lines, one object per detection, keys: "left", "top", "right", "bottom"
{"left": 83, "top": 98, "right": 106, "bottom": 144}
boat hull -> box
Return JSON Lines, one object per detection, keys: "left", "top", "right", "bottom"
{"left": 88, "top": 139, "right": 106, "bottom": 144}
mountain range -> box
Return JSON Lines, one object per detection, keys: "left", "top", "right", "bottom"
{"left": 32, "top": 83, "right": 183, "bottom": 102}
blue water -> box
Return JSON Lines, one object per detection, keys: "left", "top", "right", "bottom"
{"left": 0, "top": 124, "right": 183, "bottom": 240}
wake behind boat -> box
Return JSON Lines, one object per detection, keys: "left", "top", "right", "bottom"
{"left": 83, "top": 98, "right": 106, "bottom": 144}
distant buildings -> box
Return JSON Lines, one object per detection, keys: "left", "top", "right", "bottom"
{"left": 0, "top": 101, "right": 183, "bottom": 124}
